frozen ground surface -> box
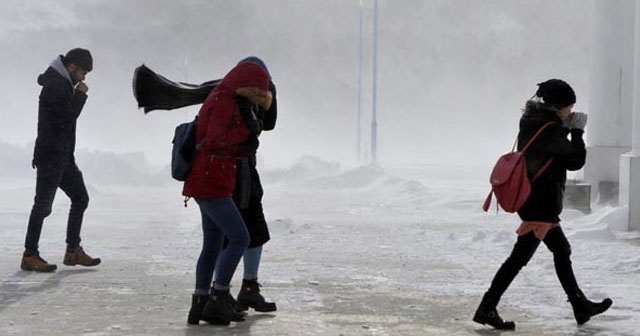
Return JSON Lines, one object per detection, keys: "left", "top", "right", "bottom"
{"left": 1, "top": 160, "right": 639, "bottom": 335}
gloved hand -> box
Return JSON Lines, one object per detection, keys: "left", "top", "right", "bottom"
{"left": 237, "top": 97, "right": 263, "bottom": 135}
{"left": 564, "top": 112, "right": 588, "bottom": 130}
{"left": 237, "top": 96, "right": 255, "bottom": 122}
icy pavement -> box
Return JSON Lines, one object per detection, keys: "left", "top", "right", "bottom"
{"left": 1, "top": 163, "right": 638, "bottom": 335}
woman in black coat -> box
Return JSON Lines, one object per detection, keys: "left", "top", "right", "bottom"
{"left": 231, "top": 56, "right": 278, "bottom": 313}
{"left": 473, "top": 79, "right": 612, "bottom": 330}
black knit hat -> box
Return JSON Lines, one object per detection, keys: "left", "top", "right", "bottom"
{"left": 63, "top": 48, "right": 93, "bottom": 72}
{"left": 535, "top": 79, "right": 575, "bottom": 108}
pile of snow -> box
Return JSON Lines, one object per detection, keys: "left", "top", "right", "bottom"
{"left": 562, "top": 206, "right": 640, "bottom": 241}
{"left": 0, "top": 141, "right": 32, "bottom": 180}
{"left": 75, "top": 149, "right": 164, "bottom": 186}
{"left": 261, "top": 156, "right": 437, "bottom": 219}
{"left": 260, "top": 155, "right": 342, "bottom": 183}
{"left": 262, "top": 156, "right": 640, "bottom": 243}
{"left": 0, "top": 140, "right": 165, "bottom": 187}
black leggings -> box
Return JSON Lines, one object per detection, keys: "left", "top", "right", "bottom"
{"left": 485, "top": 226, "right": 580, "bottom": 305}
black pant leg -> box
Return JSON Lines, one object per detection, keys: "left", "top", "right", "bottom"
{"left": 543, "top": 226, "right": 580, "bottom": 297}
{"left": 58, "top": 162, "right": 89, "bottom": 249}
{"left": 24, "top": 163, "right": 65, "bottom": 252}
{"left": 485, "top": 232, "right": 541, "bottom": 305}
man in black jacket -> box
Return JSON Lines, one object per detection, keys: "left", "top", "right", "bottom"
{"left": 21, "top": 48, "right": 101, "bottom": 272}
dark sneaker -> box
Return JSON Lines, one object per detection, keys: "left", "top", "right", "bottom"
{"left": 63, "top": 247, "right": 101, "bottom": 267}
{"left": 236, "top": 279, "right": 277, "bottom": 312}
{"left": 21, "top": 253, "right": 57, "bottom": 272}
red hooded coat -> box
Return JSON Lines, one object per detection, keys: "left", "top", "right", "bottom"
{"left": 182, "top": 62, "right": 269, "bottom": 198}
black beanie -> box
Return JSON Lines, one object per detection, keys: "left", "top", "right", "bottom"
{"left": 63, "top": 48, "right": 93, "bottom": 72}
{"left": 535, "top": 79, "right": 575, "bottom": 108}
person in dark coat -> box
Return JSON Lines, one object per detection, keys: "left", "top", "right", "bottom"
{"left": 21, "top": 48, "right": 101, "bottom": 273}
{"left": 230, "top": 56, "right": 278, "bottom": 313}
{"left": 473, "top": 79, "right": 612, "bottom": 330}
{"left": 184, "top": 61, "right": 271, "bottom": 326}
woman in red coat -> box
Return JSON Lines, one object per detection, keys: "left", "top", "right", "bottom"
{"left": 184, "top": 61, "right": 271, "bottom": 326}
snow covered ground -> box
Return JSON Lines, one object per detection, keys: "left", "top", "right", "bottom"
{"left": 0, "top": 157, "right": 638, "bottom": 335}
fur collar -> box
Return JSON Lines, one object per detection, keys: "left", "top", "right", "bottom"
{"left": 523, "top": 100, "right": 558, "bottom": 116}
{"left": 236, "top": 87, "right": 273, "bottom": 110}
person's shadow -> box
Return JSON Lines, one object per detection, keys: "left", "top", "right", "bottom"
{"left": 184, "top": 313, "right": 276, "bottom": 336}
{"left": 0, "top": 268, "right": 97, "bottom": 313}
{"left": 472, "top": 322, "right": 621, "bottom": 336}
{"left": 473, "top": 328, "right": 516, "bottom": 335}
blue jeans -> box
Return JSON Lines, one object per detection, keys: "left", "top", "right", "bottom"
{"left": 194, "top": 197, "right": 249, "bottom": 292}
{"left": 242, "top": 246, "right": 263, "bottom": 280}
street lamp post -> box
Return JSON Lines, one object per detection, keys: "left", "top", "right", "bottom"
{"left": 357, "top": 0, "right": 364, "bottom": 161}
{"left": 371, "top": 0, "right": 379, "bottom": 164}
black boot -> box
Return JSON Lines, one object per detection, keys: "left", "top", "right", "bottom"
{"left": 473, "top": 293, "right": 515, "bottom": 330}
{"left": 236, "top": 279, "right": 277, "bottom": 312}
{"left": 187, "top": 294, "right": 230, "bottom": 325}
{"left": 203, "top": 289, "right": 246, "bottom": 323}
{"left": 568, "top": 291, "right": 612, "bottom": 325}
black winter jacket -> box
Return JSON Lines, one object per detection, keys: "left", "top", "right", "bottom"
{"left": 232, "top": 82, "right": 277, "bottom": 248}
{"left": 517, "top": 101, "right": 586, "bottom": 223}
{"left": 236, "top": 81, "right": 277, "bottom": 155}
{"left": 33, "top": 56, "right": 87, "bottom": 166}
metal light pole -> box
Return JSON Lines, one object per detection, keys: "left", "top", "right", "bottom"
{"left": 371, "top": 0, "right": 379, "bottom": 164}
{"left": 357, "top": 0, "right": 364, "bottom": 161}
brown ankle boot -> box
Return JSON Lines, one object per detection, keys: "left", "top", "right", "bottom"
{"left": 63, "top": 247, "right": 101, "bottom": 267}
{"left": 21, "top": 253, "right": 57, "bottom": 272}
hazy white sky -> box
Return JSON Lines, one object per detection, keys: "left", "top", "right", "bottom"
{"left": 0, "top": 0, "right": 593, "bottom": 168}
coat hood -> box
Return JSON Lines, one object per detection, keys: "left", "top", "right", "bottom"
{"left": 217, "top": 61, "right": 271, "bottom": 109}
{"left": 238, "top": 56, "right": 271, "bottom": 79}
{"left": 218, "top": 61, "right": 269, "bottom": 94}
{"left": 37, "top": 55, "right": 74, "bottom": 88}
{"left": 522, "top": 100, "right": 562, "bottom": 126}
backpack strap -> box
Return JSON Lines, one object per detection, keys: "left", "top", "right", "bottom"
{"left": 521, "top": 121, "right": 555, "bottom": 181}
{"left": 526, "top": 121, "right": 556, "bottom": 182}
{"left": 482, "top": 189, "right": 494, "bottom": 212}
{"left": 531, "top": 158, "right": 553, "bottom": 181}
{"left": 520, "top": 121, "right": 555, "bottom": 153}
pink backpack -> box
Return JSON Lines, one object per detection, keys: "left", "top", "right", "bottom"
{"left": 483, "top": 122, "right": 555, "bottom": 213}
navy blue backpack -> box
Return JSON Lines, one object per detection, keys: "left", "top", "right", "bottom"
{"left": 171, "top": 118, "right": 199, "bottom": 181}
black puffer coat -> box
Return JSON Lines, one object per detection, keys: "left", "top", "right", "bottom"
{"left": 517, "top": 101, "right": 586, "bottom": 223}
{"left": 33, "top": 56, "right": 87, "bottom": 166}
